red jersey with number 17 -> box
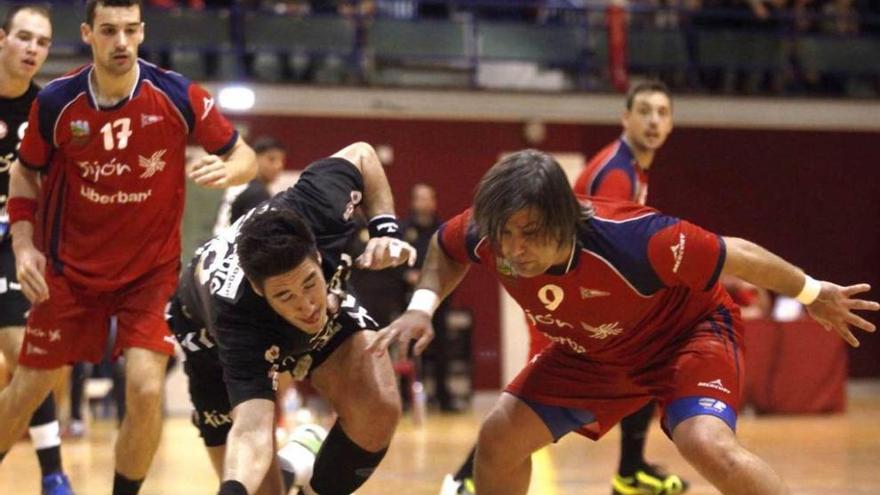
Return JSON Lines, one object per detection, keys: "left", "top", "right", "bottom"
{"left": 18, "top": 60, "right": 237, "bottom": 291}
{"left": 438, "top": 197, "right": 740, "bottom": 365}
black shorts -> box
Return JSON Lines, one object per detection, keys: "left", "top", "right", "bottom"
{"left": 167, "top": 292, "right": 375, "bottom": 447}
{"left": 0, "top": 241, "right": 29, "bottom": 327}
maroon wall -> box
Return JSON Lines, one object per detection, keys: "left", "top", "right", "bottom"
{"left": 232, "top": 114, "right": 880, "bottom": 385}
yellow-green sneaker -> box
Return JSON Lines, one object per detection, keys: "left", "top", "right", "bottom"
{"left": 611, "top": 464, "right": 688, "bottom": 495}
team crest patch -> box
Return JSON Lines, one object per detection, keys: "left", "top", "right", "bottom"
{"left": 0, "top": 121, "right": 7, "bottom": 139}
{"left": 70, "top": 120, "right": 90, "bottom": 145}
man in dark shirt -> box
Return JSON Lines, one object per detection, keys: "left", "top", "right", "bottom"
{"left": 168, "top": 142, "right": 417, "bottom": 495}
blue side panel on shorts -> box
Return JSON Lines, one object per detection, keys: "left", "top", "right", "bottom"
{"left": 520, "top": 396, "right": 596, "bottom": 442}
{"left": 663, "top": 396, "right": 737, "bottom": 434}
{"left": 581, "top": 214, "right": 678, "bottom": 295}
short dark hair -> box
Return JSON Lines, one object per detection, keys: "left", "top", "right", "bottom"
{"left": 86, "top": 0, "right": 141, "bottom": 26}
{"left": 625, "top": 79, "right": 672, "bottom": 110}
{"left": 236, "top": 208, "right": 318, "bottom": 288}
{"left": 252, "top": 136, "right": 287, "bottom": 155}
{"left": 2, "top": 4, "right": 51, "bottom": 34}
{"left": 474, "top": 150, "right": 582, "bottom": 249}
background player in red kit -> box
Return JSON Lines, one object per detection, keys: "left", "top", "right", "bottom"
{"left": 574, "top": 80, "right": 680, "bottom": 494}
{"left": 0, "top": 5, "right": 76, "bottom": 495}
{"left": 0, "top": 1, "right": 257, "bottom": 494}
{"left": 372, "top": 150, "right": 877, "bottom": 495}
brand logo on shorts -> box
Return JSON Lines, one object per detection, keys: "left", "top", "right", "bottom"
{"left": 698, "top": 398, "right": 728, "bottom": 412}
{"left": 698, "top": 378, "right": 731, "bottom": 394}
{"left": 202, "top": 409, "right": 232, "bottom": 428}
{"left": 26, "top": 343, "right": 48, "bottom": 355}
{"left": 26, "top": 326, "right": 60, "bottom": 342}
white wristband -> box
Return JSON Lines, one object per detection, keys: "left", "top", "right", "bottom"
{"left": 795, "top": 275, "right": 822, "bottom": 305}
{"left": 408, "top": 289, "right": 440, "bottom": 316}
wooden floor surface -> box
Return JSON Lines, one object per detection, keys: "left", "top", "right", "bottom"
{"left": 2, "top": 386, "right": 879, "bottom": 495}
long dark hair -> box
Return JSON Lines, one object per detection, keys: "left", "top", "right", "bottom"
{"left": 474, "top": 150, "right": 582, "bottom": 248}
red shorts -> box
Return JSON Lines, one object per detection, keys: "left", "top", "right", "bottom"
{"left": 19, "top": 260, "right": 179, "bottom": 368}
{"left": 507, "top": 310, "right": 745, "bottom": 441}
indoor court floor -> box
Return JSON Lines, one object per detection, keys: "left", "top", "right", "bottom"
{"left": 2, "top": 383, "right": 878, "bottom": 494}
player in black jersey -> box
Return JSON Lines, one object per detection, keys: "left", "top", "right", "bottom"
{"left": 0, "top": 6, "right": 74, "bottom": 495}
{"left": 167, "top": 142, "right": 417, "bottom": 495}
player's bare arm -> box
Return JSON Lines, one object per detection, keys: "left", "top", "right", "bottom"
{"left": 722, "top": 236, "right": 878, "bottom": 347}
{"left": 222, "top": 398, "right": 276, "bottom": 494}
{"left": 331, "top": 142, "right": 417, "bottom": 269}
{"left": 189, "top": 135, "right": 257, "bottom": 189}
{"left": 368, "top": 233, "right": 470, "bottom": 357}
{"left": 8, "top": 160, "right": 48, "bottom": 303}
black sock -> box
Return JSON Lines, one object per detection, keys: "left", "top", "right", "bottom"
{"left": 29, "top": 395, "right": 63, "bottom": 476}
{"left": 310, "top": 421, "right": 387, "bottom": 494}
{"left": 113, "top": 472, "right": 144, "bottom": 495}
{"left": 618, "top": 401, "right": 655, "bottom": 476}
{"left": 454, "top": 446, "right": 476, "bottom": 481}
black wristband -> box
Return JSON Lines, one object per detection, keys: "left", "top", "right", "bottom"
{"left": 368, "top": 214, "right": 402, "bottom": 239}
{"left": 218, "top": 480, "right": 248, "bottom": 495}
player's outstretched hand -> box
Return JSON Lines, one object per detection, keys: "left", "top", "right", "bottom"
{"left": 367, "top": 310, "right": 435, "bottom": 358}
{"left": 355, "top": 237, "right": 417, "bottom": 270}
{"left": 14, "top": 243, "right": 49, "bottom": 304}
{"left": 188, "top": 155, "right": 231, "bottom": 189}
{"left": 805, "top": 282, "right": 878, "bottom": 347}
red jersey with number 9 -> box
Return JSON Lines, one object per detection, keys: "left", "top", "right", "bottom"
{"left": 18, "top": 60, "right": 237, "bottom": 291}
{"left": 438, "top": 197, "right": 740, "bottom": 365}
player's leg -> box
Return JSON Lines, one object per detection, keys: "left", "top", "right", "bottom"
{"left": 112, "top": 264, "right": 180, "bottom": 495}
{"left": 114, "top": 347, "right": 168, "bottom": 495}
{"left": 663, "top": 306, "right": 788, "bottom": 495}
{"left": 309, "top": 330, "right": 401, "bottom": 494}
{"left": 671, "top": 414, "right": 788, "bottom": 495}
{"left": 0, "top": 238, "right": 73, "bottom": 493}
{"left": 473, "top": 392, "right": 555, "bottom": 495}
{"left": 0, "top": 365, "right": 64, "bottom": 459}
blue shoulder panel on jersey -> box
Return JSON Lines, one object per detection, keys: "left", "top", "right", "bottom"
{"left": 590, "top": 142, "right": 637, "bottom": 196}
{"left": 36, "top": 67, "right": 90, "bottom": 146}
{"left": 138, "top": 60, "right": 195, "bottom": 132}
{"left": 581, "top": 213, "right": 678, "bottom": 295}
